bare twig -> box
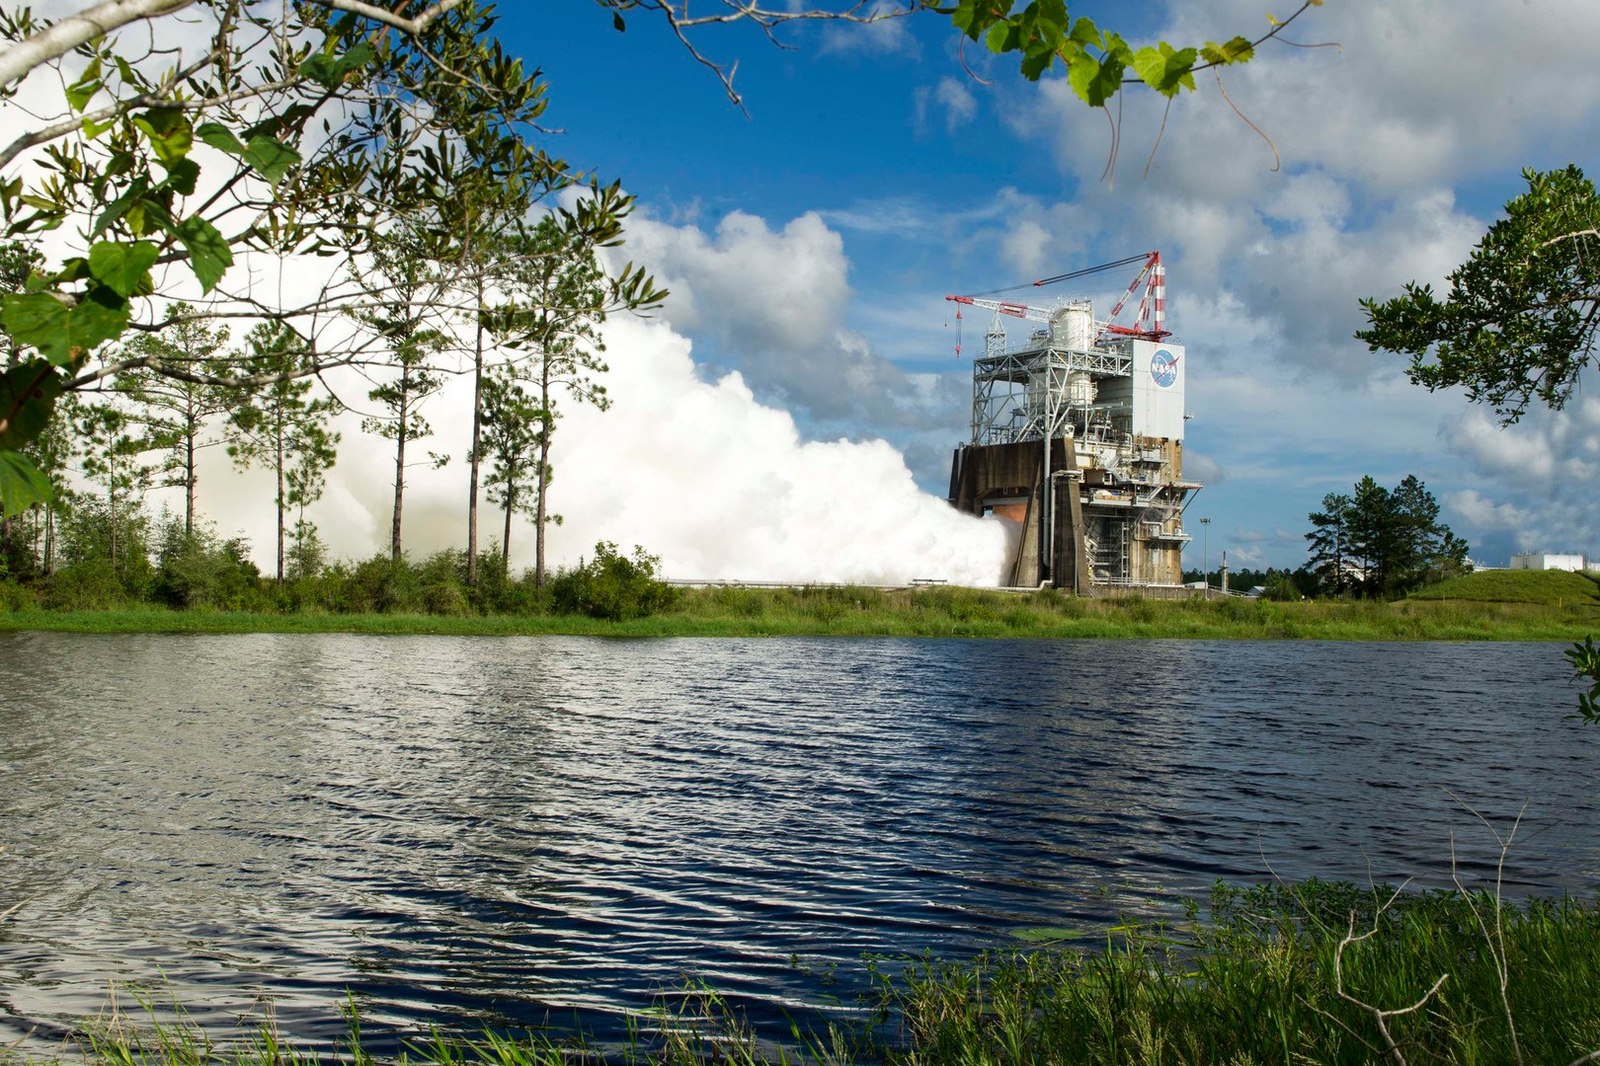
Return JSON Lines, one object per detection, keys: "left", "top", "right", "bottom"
{"left": 1143, "top": 94, "right": 1172, "bottom": 178}
{"left": 1331, "top": 882, "right": 1447, "bottom": 1066}
{"left": 1447, "top": 795, "right": 1529, "bottom": 1066}
{"left": 1214, "top": 67, "right": 1278, "bottom": 172}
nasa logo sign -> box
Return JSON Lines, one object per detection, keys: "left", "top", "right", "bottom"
{"left": 1150, "top": 349, "right": 1179, "bottom": 388}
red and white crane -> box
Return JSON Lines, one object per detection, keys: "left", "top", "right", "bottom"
{"left": 944, "top": 251, "right": 1169, "bottom": 354}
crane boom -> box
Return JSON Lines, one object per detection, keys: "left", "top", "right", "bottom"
{"left": 943, "top": 250, "right": 1170, "bottom": 356}
{"left": 943, "top": 295, "right": 1053, "bottom": 323}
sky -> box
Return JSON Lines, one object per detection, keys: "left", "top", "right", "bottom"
{"left": 463, "top": 0, "right": 1600, "bottom": 574}
{"left": 19, "top": 0, "right": 1600, "bottom": 582}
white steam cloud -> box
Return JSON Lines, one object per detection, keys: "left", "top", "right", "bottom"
{"left": 199, "top": 317, "right": 1011, "bottom": 586}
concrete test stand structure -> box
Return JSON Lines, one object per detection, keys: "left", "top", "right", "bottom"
{"left": 945, "top": 253, "right": 1199, "bottom": 591}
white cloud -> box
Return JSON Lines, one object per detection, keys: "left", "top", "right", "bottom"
{"left": 1436, "top": 392, "right": 1600, "bottom": 556}
{"left": 617, "top": 208, "right": 960, "bottom": 430}
{"left": 820, "top": 3, "right": 920, "bottom": 57}
{"left": 187, "top": 317, "right": 1011, "bottom": 585}
{"left": 915, "top": 76, "right": 979, "bottom": 135}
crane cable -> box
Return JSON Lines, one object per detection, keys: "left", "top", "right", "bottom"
{"left": 965, "top": 252, "right": 1153, "bottom": 298}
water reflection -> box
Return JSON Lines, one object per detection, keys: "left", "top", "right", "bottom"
{"left": 0, "top": 633, "right": 1593, "bottom": 1051}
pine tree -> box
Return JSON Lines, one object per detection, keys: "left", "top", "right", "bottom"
{"left": 228, "top": 323, "right": 341, "bottom": 583}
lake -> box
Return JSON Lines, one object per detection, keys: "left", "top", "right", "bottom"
{"left": 0, "top": 632, "right": 1594, "bottom": 1051}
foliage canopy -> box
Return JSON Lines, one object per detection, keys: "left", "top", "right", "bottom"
{"left": 1359, "top": 166, "right": 1600, "bottom": 424}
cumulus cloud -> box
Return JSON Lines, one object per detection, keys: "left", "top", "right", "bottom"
{"left": 1436, "top": 393, "right": 1600, "bottom": 556}
{"left": 617, "top": 209, "right": 958, "bottom": 431}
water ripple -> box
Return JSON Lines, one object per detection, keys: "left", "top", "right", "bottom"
{"left": 0, "top": 633, "right": 1595, "bottom": 1050}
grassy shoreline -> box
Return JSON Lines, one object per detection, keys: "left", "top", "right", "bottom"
{"left": 9, "top": 883, "right": 1599, "bottom": 1065}
{"left": 1, "top": 582, "right": 1596, "bottom": 641}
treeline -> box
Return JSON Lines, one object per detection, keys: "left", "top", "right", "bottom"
{"left": 1181, "top": 565, "right": 1309, "bottom": 599}
{"left": 0, "top": 183, "right": 662, "bottom": 594}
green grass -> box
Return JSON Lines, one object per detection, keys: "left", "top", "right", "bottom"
{"left": 1, "top": 581, "right": 1597, "bottom": 640}
{"left": 884, "top": 882, "right": 1600, "bottom": 1065}
{"left": 10, "top": 883, "right": 1600, "bottom": 1065}
{"left": 1409, "top": 567, "right": 1600, "bottom": 605}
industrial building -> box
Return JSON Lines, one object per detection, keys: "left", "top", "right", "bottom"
{"left": 1509, "top": 553, "right": 1589, "bottom": 572}
{"left": 946, "top": 253, "right": 1199, "bottom": 590}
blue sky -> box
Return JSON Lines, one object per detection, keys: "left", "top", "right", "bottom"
{"left": 475, "top": 0, "right": 1600, "bottom": 572}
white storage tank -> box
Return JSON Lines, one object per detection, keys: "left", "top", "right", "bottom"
{"left": 1050, "top": 301, "right": 1094, "bottom": 351}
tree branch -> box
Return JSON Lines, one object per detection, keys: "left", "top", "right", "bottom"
{"left": 0, "top": 0, "right": 199, "bottom": 90}
{"left": 322, "top": 0, "right": 467, "bottom": 36}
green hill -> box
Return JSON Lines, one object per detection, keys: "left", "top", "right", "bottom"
{"left": 1409, "top": 568, "right": 1600, "bottom": 605}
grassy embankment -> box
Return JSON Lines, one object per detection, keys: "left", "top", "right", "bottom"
{"left": 12, "top": 883, "right": 1600, "bottom": 1065}
{"left": 2, "top": 568, "right": 1598, "bottom": 640}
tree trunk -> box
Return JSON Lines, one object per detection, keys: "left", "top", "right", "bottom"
{"left": 184, "top": 426, "right": 197, "bottom": 537}
{"left": 466, "top": 274, "right": 485, "bottom": 584}
{"left": 108, "top": 479, "right": 118, "bottom": 569}
{"left": 502, "top": 481, "right": 513, "bottom": 571}
{"left": 534, "top": 434, "right": 550, "bottom": 588}
{"left": 534, "top": 353, "right": 552, "bottom": 588}
{"left": 275, "top": 422, "right": 286, "bottom": 584}
{"left": 392, "top": 387, "right": 407, "bottom": 562}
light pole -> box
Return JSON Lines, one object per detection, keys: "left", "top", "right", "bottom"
{"left": 1199, "top": 517, "right": 1211, "bottom": 588}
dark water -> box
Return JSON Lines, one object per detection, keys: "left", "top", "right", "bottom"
{"left": 1, "top": 633, "right": 1596, "bottom": 1051}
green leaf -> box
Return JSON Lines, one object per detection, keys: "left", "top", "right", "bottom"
{"left": 337, "top": 42, "right": 374, "bottom": 78}
{"left": 1101, "top": 31, "right": 1134, "bottom": 67}
{"left": 1020, "top": 43, "right": 1053, "bottom": 80}
{"left": 1202, "top": 36, "right": 1254, "bottom": 65}
{"left": 66, "top": 56, "right": 102, "bottom": 113}
{"left": 1067, "top": 55, "right": 1104, "bottom": 105}
{"left": 612, "top": 10, "right": 626, "bottom": 31}
{"left": 1133, "top": 43, "right": 1198, "bottom": 96}
{"left": 174, "top": 215, "right": 232, "bottom": 291}
{"left": 132, "top": 108, "right": 193, "bottom": 166}
{"left": 0, "top": 361, "right": 64, "bottom": 450}
{"left": 1067, "top": 16, "right": 1100, "bottom": 48}
{"left": 0, "top": 293, "right": 69, "bottom": 363}
{"left": 69, "top": 285, "right": 133, "bottom": 356}
{"left": 301, "top": 42, "right": 374, "bottom": 88}
{"left": 300, "top": 52, "right": 338, "bottom": 88}
{"left": 0, "top": 288, "right": 129, "bottom": 366}
{"left": 160, "top": 156, "right": 201, "bottom": 196}
{"left": 81, "top": 113, "right": 116, "bottom": 139}
{"left": 1087, "top": 56, "right": 1126, "bottom": 105}
{"left": 0, "top": 449, "right": 53, "bottom": 518}
{"left": 986, "top": 19, "right": 1017, "bottom": 54}
{"left": 949, "top": 0, "right": 986, "bottom": 39}
{"left": 195, "top": 120, "right": 246, "bottom": 155}
{"left": 241, "top": 136, "right": 300, "bottom": 185}
{"left": 87, "top": 240, "right": 159, "bottom": 298}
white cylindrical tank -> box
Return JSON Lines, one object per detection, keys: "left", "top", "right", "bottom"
{"left": 1068, "top": 371, "right": 1096, "bottom": 406}
{"left": 1050, "top": 300, "right": 1094, "bottom": 350}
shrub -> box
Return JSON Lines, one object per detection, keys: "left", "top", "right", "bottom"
{"left": 418, "top": 549, "right": 471, "bottom": 616}
{"left": 337, "top": 554, "right": 424, "bottom": 614}
{"left": 549, "top": 541, "right": 678, "bottom": 620}
{"left": 152, "top": 522, "right": 266, "bottom": 610}
{"left": 46, "top": 556, "right": 136, "bottom": 610}
{"left": 0, "top": 578, "right": 37, "bottom": 611}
